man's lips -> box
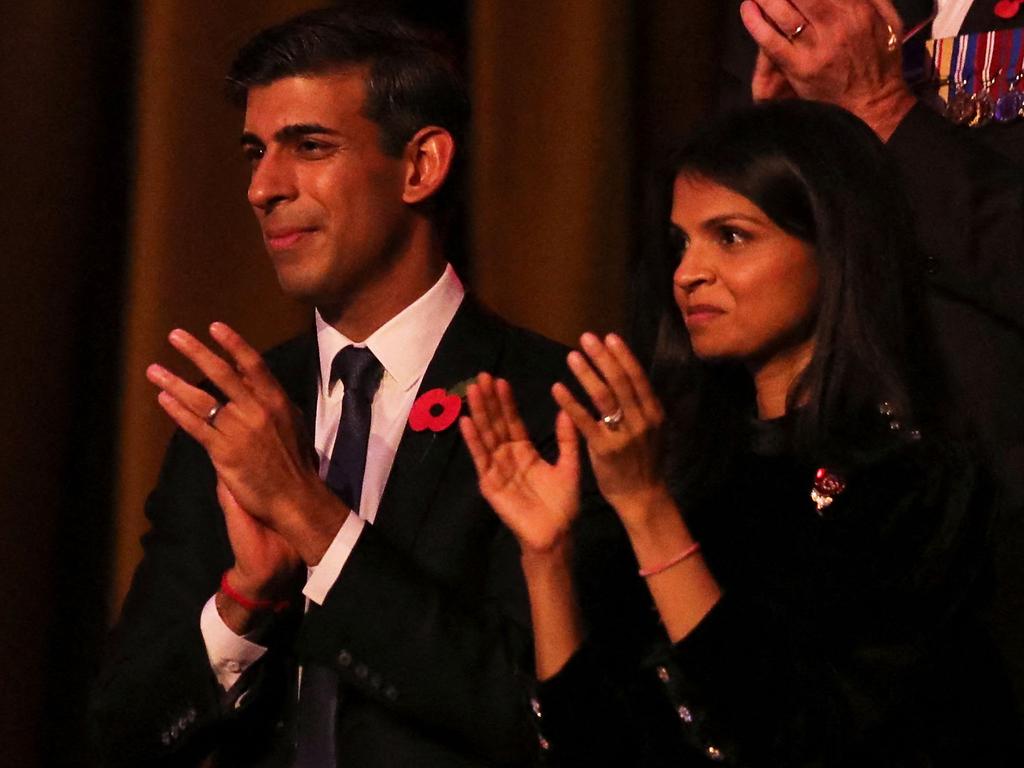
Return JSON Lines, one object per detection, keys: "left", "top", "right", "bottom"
{"left": 264, "top": 227, "right": 316, "bottom": 250}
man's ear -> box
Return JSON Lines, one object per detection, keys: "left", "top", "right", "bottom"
{"left": 402, "top": 126, "right": 455, "bottom": 205}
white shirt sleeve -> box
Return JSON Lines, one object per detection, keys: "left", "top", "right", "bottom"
{"left": 303, "top": 512, "right": 366, "bottom": 605}
{"left": 199, "top": 594, "right": 269, "bottom": 690}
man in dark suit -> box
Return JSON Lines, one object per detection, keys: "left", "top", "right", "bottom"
{"left": 720, "top": 0, "right": 1024, "bottom": 724}
{"left": 91, "top": 8, "right": 564, "bottom": 766}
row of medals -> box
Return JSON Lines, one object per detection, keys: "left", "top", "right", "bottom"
{"left": 942, "top": 74, "right": 1024, "bottom": 126}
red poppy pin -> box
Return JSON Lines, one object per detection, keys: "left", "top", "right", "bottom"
{"left": 408, "top": 379, "right": 472, "bottom": 433}
{"left": 995, "top": 0, "right": 1021, "bottom": 20}
{"left": 810, "top": 467, "right": 846, "bottom": 514}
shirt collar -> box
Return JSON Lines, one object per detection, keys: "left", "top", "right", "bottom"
{"left": 315, "top": 264, "right": 465, "bottom": 398}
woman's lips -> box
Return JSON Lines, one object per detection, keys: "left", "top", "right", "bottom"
{"left": 684, "top": 304, "right": 725, "bottom": 325}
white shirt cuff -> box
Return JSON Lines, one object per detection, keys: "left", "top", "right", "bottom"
{"left": 200, "top": 594, "right": 268, "bottom": 690}
{"left": 303, "top": 512, "right": 365, "bottom": 605}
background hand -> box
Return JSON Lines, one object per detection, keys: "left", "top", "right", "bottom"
{"left": 553, "top": 333, "right": 673, "bottom": 529}
{"left": 460, "top": 373, "right": 580, "bottom": 555}
{"left": 741, "top": 0, "right": 916, "bottom": 139}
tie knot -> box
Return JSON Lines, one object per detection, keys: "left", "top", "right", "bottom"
{"left": 331, "top": 346, "right": 383, "bottom": 396}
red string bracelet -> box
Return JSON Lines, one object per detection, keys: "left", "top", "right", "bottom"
{"left": 638, "top": 541, "right": 702, "bottom": 578}
{"left": 220, "top": 571, "right": 291, "bottom": 614}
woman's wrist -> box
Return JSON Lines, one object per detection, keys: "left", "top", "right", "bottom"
{"left": 612, "top": 484, "right": 679, "bottom": 536}
{"left": 520, "top": 536, "right": 573, "bottom": 577}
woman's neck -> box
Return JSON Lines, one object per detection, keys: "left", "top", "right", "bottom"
{"left": 750, "top": 340, "right": 814, "bottom": 420}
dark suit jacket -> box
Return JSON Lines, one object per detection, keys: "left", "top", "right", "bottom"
{"left": 91, "top": 296, "right": 569, "bottom": 767}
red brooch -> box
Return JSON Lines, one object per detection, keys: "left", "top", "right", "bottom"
{"left": 995, "top": 0, "right": 1021, "bottom": 20}
{"left": 408, "top": 381, "right": 470, "bottom": 432}
{"left": 811, "top": 467, "right": 846, "bottom": 514}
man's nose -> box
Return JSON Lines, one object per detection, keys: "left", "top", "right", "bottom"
{"left": 247, "top": 152, "right": 296, "bottom": 213}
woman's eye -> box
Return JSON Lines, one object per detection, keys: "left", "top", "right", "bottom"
{"left": 668, "top": 227, "right": 689, "bottom": 256}
{"left": 718, "top": 226, "right": 748, "bottom": 246}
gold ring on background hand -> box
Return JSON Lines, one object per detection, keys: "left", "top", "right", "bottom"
{"left": 885, "top": 24, "right": 898, "bottom": 52}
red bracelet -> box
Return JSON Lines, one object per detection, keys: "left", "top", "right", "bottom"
{"left": 220, "top": 571, "right": 291, "bottom": 614}
{"left": 638, "top": 541, "right": 702, "bottom": 578}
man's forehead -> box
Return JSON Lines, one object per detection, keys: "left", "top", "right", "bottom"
{"left": 242, "top": 70, "right": 369, "bottom": 135}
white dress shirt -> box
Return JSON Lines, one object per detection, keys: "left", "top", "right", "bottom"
{"left": 933, "top": 0, "right": 973, "bottom": 40}
{"left": 201, "top": 265, "right": 465, "bottom": 689}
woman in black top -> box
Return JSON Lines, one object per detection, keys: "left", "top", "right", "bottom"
{"left": 459, "top": 100, "right": 1019, "bottom": 766}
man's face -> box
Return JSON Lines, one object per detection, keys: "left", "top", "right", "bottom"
{"left": 242, "top": 71, "right": 410, "bottom": 309}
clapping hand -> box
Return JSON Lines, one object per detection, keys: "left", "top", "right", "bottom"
{"left": 552, "top": 333, "right": 674, "bottom": 531}
{"left": 147, "top": 322, "right": 343, "bottom": 572}
{"left": 460, "top": 373, "right": 580, "bottom": 556}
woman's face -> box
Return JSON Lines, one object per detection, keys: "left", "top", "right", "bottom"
{"left": 670, "top": 174, "right": 820, "bottom": 368}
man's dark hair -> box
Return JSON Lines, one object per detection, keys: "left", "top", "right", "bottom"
{"left": 644, "top": 100, "right": 951, "bottom": 492}
{"left": 227, "top": 6, "right": 469, "bottom": 212}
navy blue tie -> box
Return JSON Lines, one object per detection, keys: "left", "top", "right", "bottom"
{"left": 295, "top": 345, "right": 382, "bottom": 767}
{"left": 325, "top": 346, "right": 384, "bottom": 509}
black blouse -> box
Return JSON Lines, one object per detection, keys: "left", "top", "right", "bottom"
{"left": 532, "top": 426, "right": 1021, "bottom": 766}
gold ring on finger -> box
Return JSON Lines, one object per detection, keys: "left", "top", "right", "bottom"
{"left": 787, "top": 22, "right": 807, "bottom": 42}
{"left": 885, "top": 24, "right": 898, "bottom": 53}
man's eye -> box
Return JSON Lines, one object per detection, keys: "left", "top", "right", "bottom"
{"left": 297, "top": 140, "right": 328, "bottom": 155}
{"left": 243, "top": 147, "right": 264, "bottom": 164}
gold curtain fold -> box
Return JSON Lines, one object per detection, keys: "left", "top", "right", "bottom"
{"left": 469, "top": 0, "right": 634, "bottom": 344}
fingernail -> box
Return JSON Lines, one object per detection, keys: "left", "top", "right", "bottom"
{"left": 147, "top": 364, "right": 168, "bottom": 382}
{"left": 580, "top": 333, "right": 599, "bottom": 349}
{"left": 169, "top": 329, "right": 188, "bottom": 345}
{"left": 606, "top": 333, "right": 621, "bottom": 345}
{"left": 210, "top": 322, "right": 226, "bottom": 337}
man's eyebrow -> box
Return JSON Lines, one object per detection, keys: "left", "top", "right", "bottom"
{"left": 239, "top": 123, "right": 341, "bottom": 146}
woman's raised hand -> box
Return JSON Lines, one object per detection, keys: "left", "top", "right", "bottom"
{"left": 460, "top": 373, "right": 581, "bottom": 555}
{"left": 554, "top": 333, "right": 672, "bottom": 527}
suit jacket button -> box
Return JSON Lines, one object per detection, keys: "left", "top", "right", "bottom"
{"left": 354, "top": 663, "right": 369, "bottom": 680}
{"left": 160, "top": 731, "right": 171, "bottom": 746}
{"left": 369, "top": 673, "right": 382, "bottom": 690}
{"left": 384, "top": 685, "right": 399, "bottom": 701}
{"left": 337, "top": 650, "right": 352, "bottom": 667}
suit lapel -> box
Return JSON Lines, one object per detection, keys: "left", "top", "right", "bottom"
{"left": 372, "top": 297, "right": 506, "bottom": 553}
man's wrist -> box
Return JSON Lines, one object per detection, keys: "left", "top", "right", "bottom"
{"left": 275, "top": 478, "right": 348, "bottom": 566}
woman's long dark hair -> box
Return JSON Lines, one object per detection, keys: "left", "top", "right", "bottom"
{"left": 645, "top": 101, "right": 946, "bottom": 491}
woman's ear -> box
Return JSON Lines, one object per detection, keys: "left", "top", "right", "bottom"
{"left": 402, "top": 126, "right": 456, "bottom": 205}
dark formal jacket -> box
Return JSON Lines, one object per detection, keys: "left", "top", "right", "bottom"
{"left": 91, "top": 297, "right": 569, "bottom": 767}
{"left": 533, "top": 421, "right": 1022, "bottom": 767}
